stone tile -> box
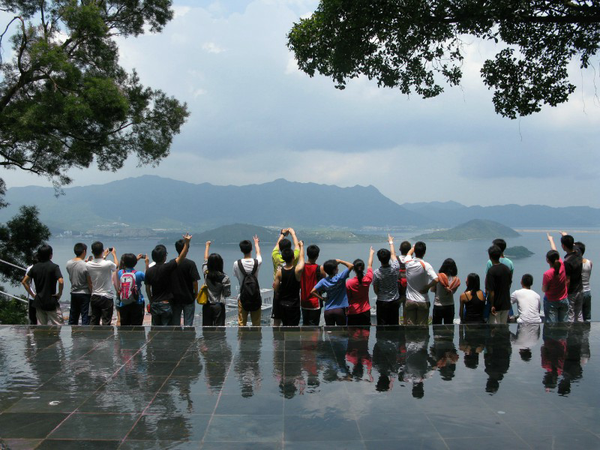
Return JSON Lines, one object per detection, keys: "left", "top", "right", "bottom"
{"left": 48, "top": 413, "right": 139, "bottom": 440}
{"left": 0, "top": 412, "right": 68, "bottom": 438}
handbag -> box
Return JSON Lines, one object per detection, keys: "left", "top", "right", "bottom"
{"left": 197, "top": 284, "right": 209, "bottom": 305}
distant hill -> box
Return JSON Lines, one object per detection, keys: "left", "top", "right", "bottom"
{"left": 402, "top": 202, "right": 600, "bottom": 227}
{"left": 504, "top": 246, "right": 534, "bottom": 259}
{"left": 413, "top": 219, "right": 520, "bottom": 241}
{"left": 0, "top": 176, "right": 429, "bottom": 232}
{"left": 193, "top": 224, "right": 385, "bottom": 245}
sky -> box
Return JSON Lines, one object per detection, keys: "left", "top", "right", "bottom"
{"left": 2, "top": 0, "right": 600, "bottom": 208}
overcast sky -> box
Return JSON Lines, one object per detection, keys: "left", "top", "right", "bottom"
{"left": 3, "top": 0, "right": 600, "bottom": 207}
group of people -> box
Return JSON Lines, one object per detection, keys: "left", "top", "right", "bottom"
{"left": 21, "top": 227, "right": 593, "bottom": 327}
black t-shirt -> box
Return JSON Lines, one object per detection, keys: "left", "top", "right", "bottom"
{"left": 485, "top": 263, "right": 512, "bottom": 312}
{"left": 171, "top": 259, "right": 201, "bottom": 304}
{"left": 564, "top": 250, "right": 583, "bottom": 294}
{"left": 28, "top": 261, "right": 62, "bottom": 311}
{"left": 145, "top": 259, "right": 178, "bottom": 303}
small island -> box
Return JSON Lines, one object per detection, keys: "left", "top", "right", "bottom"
{"left": 413, "top": 219, "right": 520, "bottom": 241}
{"left": 504, "top": 246, "right": 534, "bottom": 259}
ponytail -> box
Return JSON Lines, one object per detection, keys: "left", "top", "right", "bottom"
{"left": 353, "top": 259, "right": 365, "bottom": 284}
{"left": 546, "top": 250, "right": 561, "bottom": 277}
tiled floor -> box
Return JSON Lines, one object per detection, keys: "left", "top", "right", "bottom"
{"left": 0, "top": 323, "right": 598, "bottom": 449}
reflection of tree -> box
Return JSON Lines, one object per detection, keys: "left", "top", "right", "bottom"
{"left": 459, "top": 325, "right": 486, "bottom": 370}
{"left": 345, "top": 327, "right": 372, "bottom": 382}
{"left": 403, "top": 326, "right": 434, "bottom": 398}
{"left": 199, "top": 328, "right": 232, "bottom": 394}
{"left": 234, "top": 328, "right": 262, "bottom": 398}
{"left": 372, "top": 327, "right": 406, "bottom": 392}
{"left": 510, "top": 323, "right": 541, "bottom": 362}
{"left": 430, "top": 326, "right": 458, "bottom": 381}
{"left": 484, "top": 325, "right": 511, "bottom": 394}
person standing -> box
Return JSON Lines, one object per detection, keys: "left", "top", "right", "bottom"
{"left": 346, "top": 247, "right": 375, "bottom": 326}
{"left": 459, "top": 273, "right": 486, "bottom": 324}
{"left": 485, "top": 245, "right": 512, "bottom": 324}
{"left": 22, "top": 245, "right": 64, "bottom": 325}
{"left": 233, "top": 235, "right": 262, "bottom": 326}
{"left": 300, "top": 244, "right": 322, "bottom": 326}
{"left": 575, "top": 241, "right": 593, "bottom": 322}
{"left": 170, "top": 239, "right": 201, "bottom": 326}
{"left": 87, "top": 242, "right": 118, "bottom": 325}
{"left": 66, "top": 243, "right": 92, "bottom": 325}
{"left": 404, "top": 242, "right": 438, "bottom": 325}
{"left": 203, "top": 241, "right": 232, "bottom": 326}
{"left": 310, "top": 259, "right": 354, "bottom": 326}
{"left": 544, "top": 234, "right": 569, "bottom": 323}
{"left": 271, "top": 228, "right": 299, "bottom": 326}
{"left": 432, "top": 258, "right": 460, "bottom": 325}
{"left": 273, "top": 241, "right": 305, "bottom": 326}
{"left": 373, "top": 235, "right": 402, "bottom": 325}
{"left": 560, "top": 233, "right": 584, "bottom": 322}
{"left": 115, "top": 253, "right": 148, "bottom": 326}
{"left": 145, "top": 233, "right": 192, "bottom": 326}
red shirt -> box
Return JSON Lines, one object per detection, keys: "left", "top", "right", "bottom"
{"left": 346, "top": 268, "right": 373, "bottom": 315}
{"left": 542, "top": 259, "right": 568, "bottom": 302}
{"left": 301, "top": 263, "right": 320, "bottom": 309}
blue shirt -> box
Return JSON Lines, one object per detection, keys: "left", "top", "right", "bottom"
{"left": 117, "top": 269, "right": 145, "bottom": 307}
{"left": 314, "top": 268, "right": 351, "bottom": 310}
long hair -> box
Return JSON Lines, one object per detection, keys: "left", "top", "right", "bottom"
{"left": 438, "top": 258, "right": 458, "bottom": 277}
{"left": 353, "top": 258, "right": 365, "bottom": 284}
{"left": 546, "top": 250, "right": 561, "bottom": 277}
{"left": 465, "top": 273, "right": 480, "bottom": 298}
{"left": 206, "top": 253, "right": 225, "bottom": 283}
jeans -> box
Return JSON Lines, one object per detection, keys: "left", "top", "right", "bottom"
{"left": 432, "top": 305, "right": 455, "bottom": 325}
{"left": 90, "top": 295, "right": 114, "bottom": 325}
{"left": 171, "top": 302, "right": 196, "bottom": 326}
{"left": 324, "top": 308, "right": 347, "bottom": 326}
{"left": 69, "top": 293, "right": 90, "bottom": 325}
{"left": 302, "top": 308, "right": 321, "bottom": 326}
{"left": 151, "top": 302, "right": 173, "bottom": 326}
{"left": 203, "top": 302, "right": 226, "bottom": 326}
{"left": 582, "top": 291, "right": 591, "bottom": 322}
{"left": 119, "top": 302, "right": 145, "bottom": 326}
{"left": 545, "top": 298, "right": 569, "bottom": 323}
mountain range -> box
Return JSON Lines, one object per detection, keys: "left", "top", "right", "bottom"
{"left": 1, "top": 176, "right": 599, "bottom": 233}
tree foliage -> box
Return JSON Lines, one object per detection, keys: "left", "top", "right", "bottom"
{"left": 0, "top": 205, "right": 50, "bottom": 284}
{"left": 287, "top": 0, "right": 600, "bottom": 119}
{"left": 0, "top": 0, "right": 189, "bottom": 186}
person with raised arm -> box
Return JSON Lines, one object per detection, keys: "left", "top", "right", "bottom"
{"left": 300, "top": 244, "right": 324, "bottom": 326}
{"left": 346, "top": 247, "right": 375, "bottom": 326}
{"left": 310, "top": 258, "right": 354, "bottom": 326}
{"left": 373, "top": 235, "right": 402, "bottom": 325}
{"left": 115, "top": 253, "right": 149, "bottom": 326}
{"left": 543, "top": 233, "right": 569, "bottom": 323}
{"left": 233, "top": 235, "right": 263, "bottom": 326}
{"left": 87, "top": 242, "right": 118, "bottom": 325}
{"left": 145, "top": 233, "right": 192, "bottom": 326}
{"left": 558, "top": 232, "right": 584, "bottom": 322}
{"left": 271, "top": 227, "right": 300, "bottom": 326}
{"left": 170, "top": 238, "right": 201, "bottom": 326}
{"left": 404, "top": 241, "right": 438, "bottom": 325}
{"left": 273, "top": 241, "right": 305, "bottom": 326}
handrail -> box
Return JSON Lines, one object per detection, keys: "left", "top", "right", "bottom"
{"left": 0, "top": 290, "right": 28, "bottom": 304}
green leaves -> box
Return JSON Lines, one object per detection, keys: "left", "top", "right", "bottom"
{"left": 288, "top": 0, "right": 600, "bottom": 118}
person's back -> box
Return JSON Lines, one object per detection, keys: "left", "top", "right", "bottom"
{"left": 561, "top": 234, "right": 583, "bottom": 322}
{"left": 170, "top": 239, "right": 201, "bottom": 326}
{"left": 233, "top": 236, "right": 262, "bottom": 326}
{"left": 300, "top": 244, "right": 321, "bottom": 326}
{"left": 311, "top": 258, "right": 353, "bottom": 326}
{"left": 23, "top": 245, "right": 64, "bottom": 325}
{"left": 404, "top": 241, "right": 438, "bottom": 325}
{"left": 576, "top": 241, "right": 592, "bottom": 322}
{"left": 66, "top": 242, "right": 91, "bottom": 325}
{"left": 116, "top": 253, "right": 147, "bottom": 326}
{"left": 86, "top": 242, "right": 118, "bottom": 325}
{"left": 510, "top": 274, "right": 541, "bottom": 324}
{"left": 485, "top": 245, "right": 512, "bottom": 324}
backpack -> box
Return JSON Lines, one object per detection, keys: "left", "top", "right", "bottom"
{"left": 237, "top": 259, "right": 261, "bottom": 312}
{"left": 118, "top": 270, "right": 139, "bottom": 305}
{"left": 397, "top": 258, "right": 407, "bottom": 296}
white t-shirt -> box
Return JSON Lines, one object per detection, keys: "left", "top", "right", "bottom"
{"left": 582, "top": 259, "right": 592, "bottom": 293}
{"left": 510, "top": 288, "right": 541, "bottom": 323}
{"left": 87, "top": 258, "right": 117, "bottom": 298}
{"left": 405, "top": 258, "right": 437, "bottom": 303}
{"left": 233, "top": 255, "right": 262, "bottom": 287}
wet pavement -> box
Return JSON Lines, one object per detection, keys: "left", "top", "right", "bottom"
{"left": 0, "top": 323, "right": 598, "bottom": 449}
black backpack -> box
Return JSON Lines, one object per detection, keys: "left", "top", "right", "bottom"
{"left": 237, "top": 259, "right": 262, "bottom": 312}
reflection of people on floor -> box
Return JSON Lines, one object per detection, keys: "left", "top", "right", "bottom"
{"left": 429, "top": 326, "right": 458, "bottom": 381}
{"left": 559, "top": 323, "right": 591, "bottom": 396}
{"left": 234, "top": 328, "right": 262, "bottom": 397}
{"left": 372, "top": 327, "right": 406, "bottom": 392}
{"left": 300, "top": 329, "right": 321, "bottom": 393}
{"left": 484, "top": 325, "right": 511, "bottom": 394}
{"left": 403, "top": 326, "right": 434, "bottom": 398}
{"left": 510, "top": 323, "right": 541, "bottom": 362}
{"left": 199, "top": 328, "right": 232, "bottom": 394}
{"left": 541, "top": 323, "right": 568, "bottom": 392}
{"left": 345, "top": 327, "right": 373, "bottom": 382}
{"left": 459, "top": 326, "right": 486, "bottom": 369}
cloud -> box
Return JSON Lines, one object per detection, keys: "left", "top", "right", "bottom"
{"left": 202, "top": 42, "right": 225, "bottom": 54}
